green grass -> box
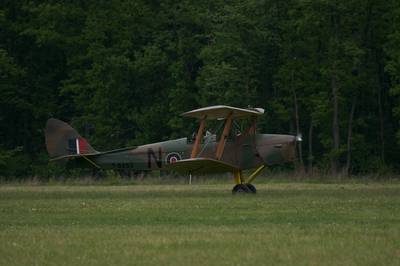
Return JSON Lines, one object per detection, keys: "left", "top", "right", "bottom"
{"left": 0, "top": 183, "right": 399, "bottom": 265}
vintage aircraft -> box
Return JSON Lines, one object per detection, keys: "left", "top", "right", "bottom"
{"left": 46, "top": 105, "right": 301, "bottom": 193}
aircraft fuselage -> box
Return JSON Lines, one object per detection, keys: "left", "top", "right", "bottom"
{"left": 93, "top": 133, "right": 296, "bottom": 171}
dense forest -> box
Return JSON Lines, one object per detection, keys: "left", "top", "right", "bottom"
{"left": 0, "top": 0, "right": 399, "bottom": 179}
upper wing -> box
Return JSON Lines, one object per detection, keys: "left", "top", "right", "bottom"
{"left": 181, "top": 105, "right": 264, "bottom": 120}
{"left": 164, "top": 158, "right": 240, "bottom": 174}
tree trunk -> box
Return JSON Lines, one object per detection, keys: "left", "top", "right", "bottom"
{"left": 377, "top": 83, "right": 385, "bottom": 163}
{"left": 331, "top": 10, "right": 341, "bottom": 176}
{"left": 345, "top": 97, "right": 357, "bottom": 175}
{"left": 308, "top": 118, "right": 314, "bottom": 174}
{"left": 293, "top": 89, "right": 304, "bottom": 170}
{"left": 331, "top": 65, "right": 340, "bottom": 176}
{"left": 292, "top": 69, "right": 304, "bottom": 172}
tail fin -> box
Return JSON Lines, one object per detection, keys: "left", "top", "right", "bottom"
{"left": 45, "top": 118, "right": 98, "bottom": 159}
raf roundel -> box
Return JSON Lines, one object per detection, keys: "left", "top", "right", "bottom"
{"left": 165, "top": 152, "right": 182, "bottom": 165}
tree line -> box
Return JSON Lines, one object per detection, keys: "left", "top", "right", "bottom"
{"left": 0, "top": 0, "right": 399, "bottom": 178}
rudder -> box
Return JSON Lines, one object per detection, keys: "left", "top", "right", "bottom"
{"left": 45, "top": 118, "right": 98, "bottom": 159}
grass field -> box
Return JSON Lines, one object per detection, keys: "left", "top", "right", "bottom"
{"left": 0, "top": 182, "right": 399, "bottom": 265}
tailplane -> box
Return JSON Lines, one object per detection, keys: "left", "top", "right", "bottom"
{"left": 45, "top": 118, "right": 98, "bottom": 160}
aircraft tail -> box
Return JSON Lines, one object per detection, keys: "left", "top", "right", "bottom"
{"left": 45, "top": 118, "right": 99, "bottom": 160}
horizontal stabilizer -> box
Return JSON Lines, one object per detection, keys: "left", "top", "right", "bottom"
{"left": 164, "top": 158, "right": 240, "bottom": 174}
{"left": 49, "top": 153, "right": 100, "bottom": 162}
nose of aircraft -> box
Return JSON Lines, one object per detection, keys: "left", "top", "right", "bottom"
{"left": 256, "top": 134, "right": 298, "bottom": 165}
{"left": 282, "top": 136, "right": 297, "bottom": 162}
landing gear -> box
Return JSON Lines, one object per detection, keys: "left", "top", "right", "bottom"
{"left": 231, "top": 184, "right": 248, "bottom": 193}
{"left": 232, "top": 165, "right": 265, "bottom": 195}
{"left": 245, "top": 183, "right": 257, "bottom": 193}
{"left": 232, "top": 184, "right": 256, "bottom": 194}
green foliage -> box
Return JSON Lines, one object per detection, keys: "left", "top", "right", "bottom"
{"left": 0, "top": 0, "right": 399, "bottom": 178}
{"left": 0, "top": 147, "right": 30, "bottom": 178}
{"left": 385, "top": 2, "right": 400, "bottom": 145}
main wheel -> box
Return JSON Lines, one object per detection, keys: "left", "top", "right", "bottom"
{"left": 245, "top": 184, "right": 257, "bottom": 193}
{"left": 232, "top": 184, "right": 250, "bottom": 194}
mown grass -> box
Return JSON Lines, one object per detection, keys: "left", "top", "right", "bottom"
{"left": 0, "top": 183, "right": 399, "bottom": 265}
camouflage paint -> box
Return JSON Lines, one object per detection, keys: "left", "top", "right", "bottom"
{"left": 45, "top": 106, "right": 299, "bottom": 174}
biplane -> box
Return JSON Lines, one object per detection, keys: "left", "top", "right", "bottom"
{"left": 46, "top": 105, "right": 301, "bottom": 193}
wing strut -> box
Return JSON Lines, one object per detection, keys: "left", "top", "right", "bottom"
{"left": 191, "top": 115, "right": 207, "bottom": 158}
{"left": 215, "top": 112, "right": 233, "bottom": 160}
{"left": 248, "top": 116, "right": 257, "bottom": 135}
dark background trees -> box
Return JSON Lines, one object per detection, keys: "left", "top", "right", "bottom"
{"left": 0, "top": 0, "right": 399, "bottom": 178}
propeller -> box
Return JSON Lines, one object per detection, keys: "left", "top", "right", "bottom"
{"left": 296, "top": 133, "right": 303, "bottom": 142}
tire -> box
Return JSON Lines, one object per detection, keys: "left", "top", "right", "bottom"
{"left": 232, "top": 184, "right": 250, "bottom": 194}
{"left": 246, "top": 184, "right": 257, "bottom": 193}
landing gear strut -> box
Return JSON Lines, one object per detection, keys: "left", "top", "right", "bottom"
{"left": 232, "top": 165, "right": 265, "bottom": 195}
